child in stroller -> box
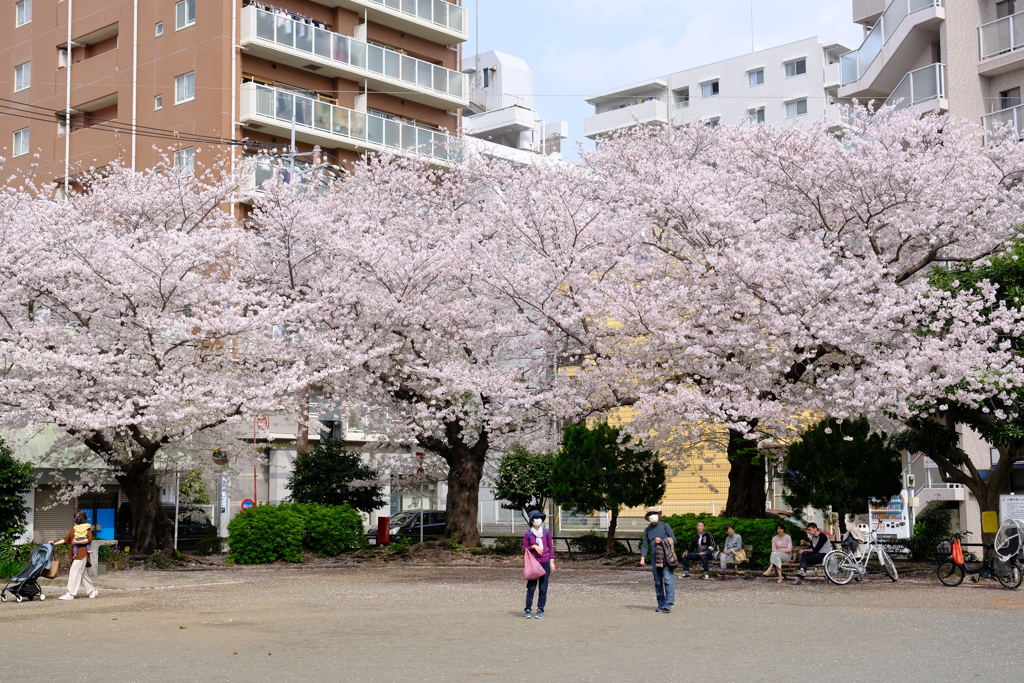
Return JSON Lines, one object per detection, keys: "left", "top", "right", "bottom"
{"left": 1, "top": 544, "right": 54, "bottom": 603}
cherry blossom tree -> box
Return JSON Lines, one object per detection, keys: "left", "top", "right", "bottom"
{"left": 247, "top": 158, "right": 558, "bottom": 547}
{"left": 0, "top": 159, "right": 284, "bottom": 553}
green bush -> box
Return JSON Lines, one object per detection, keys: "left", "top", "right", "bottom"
{"left": 664, "top": 514, "right": 808, "bottom": 568}
{"left": 493, "top": 536, "right": 522, "bottom": 555}
{"left": 194, "top": 536, "right": 225, "bottom": 556}
{"left": 389, "top": 537, "right": 413, "bottom": 554}
{"left": 290, "top": 503, "right": 366, "bottom": 557}
{"left": 903, "top": 505, "right": 953, "bottom": 562}
{"left": 568, "top": 531, "right": 628, "bottom": 555}
{"left": 227, "top": 504, "right": 305, "bottom": 564}
{"left": 226, "top": 503, "right": 367, "bottom": 564}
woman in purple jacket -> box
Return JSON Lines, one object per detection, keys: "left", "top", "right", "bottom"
{"left": 523, "top": 509, "right": 554, "bottom": 619}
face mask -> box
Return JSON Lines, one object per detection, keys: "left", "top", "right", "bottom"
{"left": 532, "top": 518, "right": 543, "bottom": 527}
{"left": 648, "top": 514, "right": 659, "bottom": 524}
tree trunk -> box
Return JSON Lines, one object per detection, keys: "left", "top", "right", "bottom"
{"left": 837, "top": 510, "right": 848, "bottom": 537}
{"left": 116, "top": 463, "right": 174, "bottom": 555}
{"left": 605, "top": 508, "right": 619, "bottom": 554}
{"left": 724, "top": 429, "right": 767, "bottom": 518}
{"left": 439, "top": 439, "right": 486, "bottom": 548}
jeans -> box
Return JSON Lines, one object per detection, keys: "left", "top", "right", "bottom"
{"left": 525, "top": 561, "right": 550, "bottom": 612}
{"left": 800, "top": 551, "right": 826, "bottom": 570}
{"left": 652, "top": 565, "right": 675, "bottom": 608}
{"left": 682, "top": 550, "right": 710, "bottom": 573}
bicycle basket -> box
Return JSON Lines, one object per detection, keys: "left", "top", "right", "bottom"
{"left": 993, "top": 519, "right": 1024, "bottom": 561}
{"left": 936, "top": 540, "right": 952, "bottom": 557}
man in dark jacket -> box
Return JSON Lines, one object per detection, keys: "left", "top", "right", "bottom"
{"left": 793, "top": 523, "right": 832, "bottom": 585}
{"left": 639, "top": 507, "right": 677, "bottom": 613}
{"left": 681, "top": 520, "right": 715, "bottom": 579}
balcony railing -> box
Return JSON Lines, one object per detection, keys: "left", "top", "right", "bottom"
{"left": 245, "top": 82, "right": 459, "bottom": 162}
{"left": 980, "top": 10, "right": 1024, "bottom": 60}
{"left": 840, "top": 0, "right": 942, "bottom": 86}
{"left": 983, "top": 102, "right": 1024, "bottom": 143}
{"left": 882, "top": 63, "right": 945, "bottom": 111}
{"left": 363, "top": 0, "right": 465, "bottom": 34}
{"left": 674, "top": 100, "right": 690, "bottom": 109}
{"left": 252, "top": 6, "right": 465, "bottom": 101}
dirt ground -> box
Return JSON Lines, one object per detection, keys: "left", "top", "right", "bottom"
{"left": 2, "top": 564, "right": 1023, "bottom": 682}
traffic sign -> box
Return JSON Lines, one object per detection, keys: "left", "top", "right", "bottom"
{"left": 240, "top": 499, "right": 255, "bottom": 511}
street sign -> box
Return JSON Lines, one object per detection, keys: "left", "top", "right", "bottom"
{"left": 255, "top": 414, "right": 271, "bottom": 439}
{"left": 240, "top": 499, "right": 255, "bottom": 512}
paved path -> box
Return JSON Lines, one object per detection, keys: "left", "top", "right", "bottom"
{"left": 2, "top": 566, "right": 1023, "bottom": 681}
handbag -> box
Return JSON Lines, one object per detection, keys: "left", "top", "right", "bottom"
{"left": 44, "top": 559, "right": 60, "bottom": 579}
{"left": 664, "top": 538, "right": 679, "bottom": 569}
{"left": 732, "top": 548, "right": 748, "bottom": 563}
{"left": 524, "top": 550, "right": 546, "bottom": 581}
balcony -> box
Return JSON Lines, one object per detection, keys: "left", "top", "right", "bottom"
{"left": 983, "top": 103, "right": 1024, "bottom": 144}
{"left": 239, "top": 82, "right": 459, "bottom": 165}
{"left": 314, "top": 0, "right": 467, "bottom": 45}
{"left": 979, "top": 11, "right": 1024, "bottom": 76}
{"left": 583, "top": 99, "right": 668, "bottom": 139}
{"left": 882, "top": 63, "right": 946, "bottom": 114}
{"left": 464, "top": 104, "right": 535, "bottom": 138}
{"left": 241, "top": 5, "right": 467, "bottom": 110}
{"left": 839, "top": 0, "right": 944, "bottom": 99}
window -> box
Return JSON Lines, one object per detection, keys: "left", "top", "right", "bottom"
{"left": 998, "top": 0, "right": 1017, "bottom": 19}
{"left": 175, "top": 71, "right": 195, "bottom": 104}
{"left": 701, "top": 80, "right": 719, "bottom": 98}
{"left": 1000, "top": 87, "right": 1021, "bottom": 110}
{"left": 154, "top": 95, "right": 163, "bottom": 110}
{"left": 155, "top": 21, "right": 164, "bottom": 37}
{"left": 174, "top": 147, "right": 194, "bottom": 176}
{"left": 14, "top": 62, "right": 31, "bottom": 92}
{"left": 786, "top": 98, "right": 808, "bottom": 117}
{"left": 58, "top": 48, "right": 69, "bottom": 68}
{"left": 705, "top": 117, "right": 720, "bottom": 127}
{"left": 176, "top": 0, "right": 196, "bottom": 29}
{"left": 13, "top": 127, "right": 29, "bottom": 157}
{"left": 57, "top": 114, "right": 69, "bottom": 135}
{"left": 15, "top": 0, "right": 31, "bottom": 27}
{"left": 991, "top": 447, "right": 1001, "bottom": 467}
{"left": 748, "top": 69, "right": 764, "bottom": 87}
{"left": 785, "top": 59, "right": 807, "bottom": 77}
{"left": 749, "top": 107, "right": 765, "bottom": 123}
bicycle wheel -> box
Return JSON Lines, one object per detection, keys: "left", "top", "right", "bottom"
{"left": 824, "top": 550, "right": 855, "bottom": 585}
{"left": 880, "top": 550, "right": 898, "bottom": 582}
{"left": 936, "top": 559, "right": 965, "bottom": 587}
{"left": 997, "top": 560, "right": 1023, "bottom": 590}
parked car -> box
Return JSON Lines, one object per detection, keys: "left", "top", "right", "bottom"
{"left": 367, "top": 510, "right": 447, "bottom": 543}
{"left": 116, "top": 503, "right": 217, "bottom": 553}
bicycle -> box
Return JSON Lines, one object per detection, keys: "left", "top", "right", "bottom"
{"left": 936, "top": 530, "right": 1023, "bottom": 590}
{"left": 823, "top": 525, "right": 898, "bottom": 585}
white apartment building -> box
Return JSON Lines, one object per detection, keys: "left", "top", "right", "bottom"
{"left": 839, "top": 0, "right": 1024, "bottom": 138}
{"left": 583, "top": 37, "right": 852, "bottom": 139}
{"left": 462, "top": 49, "right": 568, "bottom": 162}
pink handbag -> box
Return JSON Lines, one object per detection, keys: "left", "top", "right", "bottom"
{"left": 524, "top": 550, "right": 546, "bottom": 580}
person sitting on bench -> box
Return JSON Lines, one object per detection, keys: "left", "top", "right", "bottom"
{"left": 681, "top": 521, "right": 715, "bottom": 580}
{"left": 794, "top": 523, "right": 832, "bottom": 585}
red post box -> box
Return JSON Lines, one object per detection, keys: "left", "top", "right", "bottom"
{"left": 377, "top": 516, "right": 390, "bottom": 544}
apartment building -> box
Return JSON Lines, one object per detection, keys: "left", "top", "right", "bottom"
{"left": 2, "top": 0, "right": 468, "bottom": 189}
{"left": 583, "top": 37, "right": 852, "bottom": 139}
{"left": 838, "top": 0, "right": 1024, "bottom": 137}
{"left": 462, "top": 49, "right": 567, "bottom": 163}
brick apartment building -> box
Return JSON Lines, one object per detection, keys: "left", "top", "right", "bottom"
{"left": 2, "top": 0, "right": 468, "bottom": 189}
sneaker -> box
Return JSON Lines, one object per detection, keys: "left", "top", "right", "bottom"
{"left": 703, "top": 574, "right": 709, "bottom": 580}
{"left": 681, "top": 573, "right": 690, "bottom": 579}
{"left": 717, "top": 574, "right": 726, "bottom": 581}
{"left": 88, "top": 590, "right": 98, "bottom": 599}
{"left": 58, "top": 594, "right": 74, "bottom": 600}
{"left": 655, "top": 606, "right": 664, "bottom": 612}
{"left": 535, "top": 610, "right": 544, "bottom": 619}
{"left": 524, "top": 609, "right": 532, "bottom": 619}
{"left": 662, "top": 606, "right": 671, "bottom": 613}
{"left": 793, "top": 578, "right": 804, "bottom": 586}
{"left": 797, "top": 569, "right": 806, "bottom": 577}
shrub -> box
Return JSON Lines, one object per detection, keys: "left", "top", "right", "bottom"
{"left": 194, "top": 536, "right": 225, "bottom": 556}
{"left": 664, "top": 514, "right": 808, "bottom": 568}
{"left": 389, "top": 537, "right": 413, "bottom": 555}
{"left": 903, "top": 505, "right": 953, "bottom": 562}
{"left": 227, "top": 504, "right": 305, "bottom": 564}
{"left": 569, "top": 531, "right": 628, "bottom": 555}
{"left": 493, "top": 536, "right": 522, "bottom": 555}
{"left": 290, "top": 503, "right": 366, "bottom": 557}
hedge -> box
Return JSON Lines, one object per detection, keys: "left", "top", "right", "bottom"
{"left": 664, "top": 513, "right": 808, "bottom": 568}
{"left": 227, "top": 502, "right": 366, "bottom": 564}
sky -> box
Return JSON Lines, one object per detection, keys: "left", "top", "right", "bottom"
{"left": 465, "top": 0, "right": 865, "bottom": 160}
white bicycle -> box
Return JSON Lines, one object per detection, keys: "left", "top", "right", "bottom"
{"left": 823, "top": 524, "right": 898, "bottom": 585}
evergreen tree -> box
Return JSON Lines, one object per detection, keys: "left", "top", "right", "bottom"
{"left": 0, "top": 437, "right": 35, "bottom": 544}
{"left": 492, "top": 445, "right": 554, "bottom": 522}
{"left": 783, "top": 418, "right": 902, "bottom": 534}
{"left": 551, "top": 423, "right": 666, "bottom": 553}
{"left": 287, "top": 439, "right": 385, "bottom": 513}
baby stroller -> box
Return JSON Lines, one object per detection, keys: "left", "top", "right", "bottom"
{"left": 1, "top": 544, "right": 54, "bottom": 603}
